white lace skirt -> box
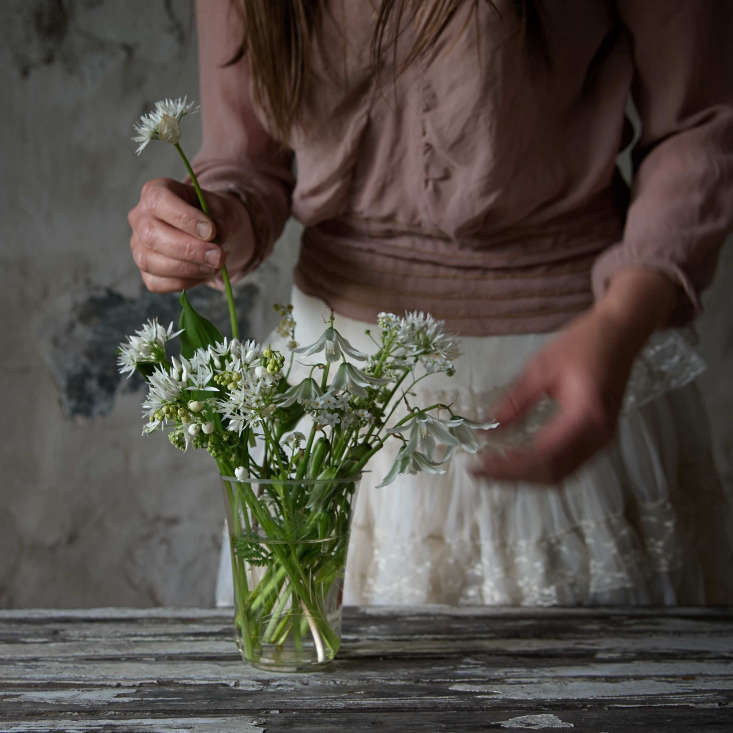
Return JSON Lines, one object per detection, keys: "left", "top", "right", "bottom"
{"left": 216, "top": 286, "right": 733, "bottom": 607}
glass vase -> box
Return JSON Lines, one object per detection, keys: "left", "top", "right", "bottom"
{"left": 221, "top": 475, "right": 360, "bottom": 672}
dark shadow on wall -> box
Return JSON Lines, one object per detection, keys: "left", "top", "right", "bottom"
{"left": 41, "top": 283, "right": 258, "bottom": 418}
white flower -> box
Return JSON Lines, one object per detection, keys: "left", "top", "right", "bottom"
{"left": 117, "top": 318, "right": 182, "bottom": 377}
{"left": 396, "top": 311, "right": 461, "bottom": 372}
{"left": 329, "top": 362, "right": 388, "bottom": 398}
{"left": 444, "top": 416, "right": 499, "bottom": 454}
{"left": 377, "top": 312, "right": 400, "bottom": 331}
{"left": 377, "top": 444, "right": 447, "bottom": 488}
{"left": 389, "top": 411, "right": 459, "bottom": 457}
{"left": 308, "top": 390, "right": 350, "bottom": 427}
{"left": 141, "top": 364, "right": 184, "bottom": 432}
{"left": 216, "top": 366, "right": 279, "bottom": 435}
{"left": 285, "top": 431, "right": 306, "bottom": 446}
{"left": 234, "top": 466, "right": 247, "bottom": 481}
{"left": 294, "top": 325, "right": 366, "bottom": 362}
{"left": 275, "top": 377, "right": 322, "bottom": 408}
{"left": 202, "top": 422, "right": 215, "bottom": 435}
{"left": 132, "top": 96, "right": 198, "bottom": 155}
{"left": 182, "top": 351, "right": 217, "bottom": 391}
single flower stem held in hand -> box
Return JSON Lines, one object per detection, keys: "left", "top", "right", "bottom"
{"left": 174, "top": 143, "right": 239, "bottom": 340}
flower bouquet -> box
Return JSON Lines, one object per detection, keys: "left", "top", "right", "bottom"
{"left": 119, "top": 98, "right": 493, "bottom": 671}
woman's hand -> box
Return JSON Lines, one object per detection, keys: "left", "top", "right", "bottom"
{"left": 128, "top": 178, "right": 256, "bottom": 292}
{"left": 472, "top": 268, "right": 680, "bottom": 484}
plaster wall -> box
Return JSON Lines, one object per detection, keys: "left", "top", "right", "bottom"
{"left": 0, "top": 0, "right": 730, "bottom": 608}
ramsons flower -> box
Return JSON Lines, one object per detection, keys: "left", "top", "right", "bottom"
{"left": 396, "top": 311, "right": 461, "bottom": 373}
{"left": 117, "top": 318, "right": 183, "bottom": 377}
{"left": 141, "top": 364, "right": 185, "bottom": 432}
{"left": 216, "top": 367, "right": 280, "bottom": 435}
{"left": 132, "top": 96, "right": 198, "bottom": 154}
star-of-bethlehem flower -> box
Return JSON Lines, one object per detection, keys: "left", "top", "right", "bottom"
{"left": 378, "top": 412, "right": 500, "bottom": 487}
{"left": 132, "top": 96, "right": 198, "bottom": 155}
{"left": 294, "top": 325, "right": 367, "bottom": 363}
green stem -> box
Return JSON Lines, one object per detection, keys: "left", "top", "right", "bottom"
{"left": 174, "top": 142, "right": 239, "bottom": 340}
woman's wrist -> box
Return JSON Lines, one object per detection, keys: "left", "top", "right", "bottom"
{"left": 592, "top": 266, "right": 679, "bottom": 351}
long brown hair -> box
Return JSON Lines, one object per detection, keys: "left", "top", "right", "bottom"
{"left": 231, "top": 0, "right": 536, "bottom": 139}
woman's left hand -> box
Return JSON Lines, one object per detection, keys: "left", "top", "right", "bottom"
{"left": 471, "top": 267, "right": 680, "bottom": 484}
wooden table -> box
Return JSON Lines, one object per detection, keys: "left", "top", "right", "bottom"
{"left": 1, "top": 606, "right": 731, "bottom": 732}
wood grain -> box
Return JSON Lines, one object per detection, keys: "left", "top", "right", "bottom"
{"left": 1, "top": 606, "right": 731, "bottom": 732}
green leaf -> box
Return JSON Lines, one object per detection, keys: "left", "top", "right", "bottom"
{"left": 177, "top": 291, "right": 224, "bottom": 358}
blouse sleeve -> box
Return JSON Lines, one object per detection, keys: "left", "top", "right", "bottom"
{"left": 192, "top": 0, "right": 295, "bottom": 276}
{"left": 591, "top": 0, "right": 733, "bottom": 324}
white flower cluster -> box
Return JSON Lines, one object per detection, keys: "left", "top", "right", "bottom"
{"left": 131, "top": 335, "right": 286, "bottom": 443}
{"left": 310, "top": 391, "right": 351, "bottom": 428}
{"left": 117, "top": 318, "right": 183, "bottom": 377}
{"left": 378, "top": 311, "right": 460, "bottom": 375}
{"left": 210, "top": 339, "right": 283, "bottom": 435}
{"left": 122, "top": 308, "right": 489, "bottom": 486}
{"left": 132, "top": 96, "right": 198, "bottom": 155}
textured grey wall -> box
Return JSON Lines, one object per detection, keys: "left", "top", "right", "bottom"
{"left": 0, "top": 0, "right": 299, "bottom": 607}
{"left": 0, "top": 0, "right": 730, "bottom": 608}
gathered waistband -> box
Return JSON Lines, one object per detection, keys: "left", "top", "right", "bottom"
{"left": 294, "top": 189, "right": 626, "bottom": 336}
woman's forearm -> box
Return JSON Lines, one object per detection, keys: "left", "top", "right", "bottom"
{"left": 592, "top": 266, "right": 680, "bottom": 354}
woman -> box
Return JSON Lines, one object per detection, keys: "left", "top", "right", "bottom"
{"left": 129, "top": 0, "right": 733, "bottom": 605}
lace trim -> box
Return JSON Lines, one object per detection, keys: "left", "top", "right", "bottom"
{"left": 356, "top": 497, "right": 686, "bottom": 606}
{"left": 430, "top": 329, "right": 705, "bottom": 446}
{"left": 622, "top": 328, "right": 705, "bottom": 411}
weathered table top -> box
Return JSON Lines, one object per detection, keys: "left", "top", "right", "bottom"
{"left": 0, "top": 606, "right": 731, "bottom": 732}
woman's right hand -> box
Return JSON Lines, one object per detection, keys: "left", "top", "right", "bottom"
{"left": 128, "top": 177, "right": 256, "bottom": 293}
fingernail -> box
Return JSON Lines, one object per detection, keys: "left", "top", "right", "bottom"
{"left": 197, "top": 221, "right": 213, "bottom": 239}
{"left": 200, "top": 264, "right": 217, "bottom": 274}
{"left": 205, "top": 249, "right": 221, "bottom": 267}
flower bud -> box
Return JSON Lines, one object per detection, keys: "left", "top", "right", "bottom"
{"left": 234, "top": 466, "right": 247, "bottom": 481}
{"left": 188, "top": 400, "right": 202, "bottom": 413}
{"left": 254, "top": 365, "right": 265, "bottom": 379}
{"left": 187, "top": 423, "right": 200, "bottom": 436}
{"left": 202, "top": 422, "right": 215, "bottom": 435}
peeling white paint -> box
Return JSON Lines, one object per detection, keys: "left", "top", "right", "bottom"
{"left": 499, "top": 713, "right": 574, "bottom": 729}
{"left": 1, "top": 717, "right": 265, "bottom": 732}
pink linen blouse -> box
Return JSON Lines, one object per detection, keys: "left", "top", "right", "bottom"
{"left": 192, "top": 0, "right": 733, "bottom": 336}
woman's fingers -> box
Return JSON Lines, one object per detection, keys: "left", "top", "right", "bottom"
{"left": 474, "top": 403, "right": 608, "bottom": 484}
{"left": 131, "top": 217, "right": 223, "bottom": 270}
{"left": 140, "top": 272, "right": 204, "bottom": 293}
{"left": 129, "top": 177, "right": 257, "bottom": 293}
{"left": 139, "top": 178, "right": 217, "bottom": 242}
{"left": 491, "top": 366, "right": 546, "bottom": 426}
